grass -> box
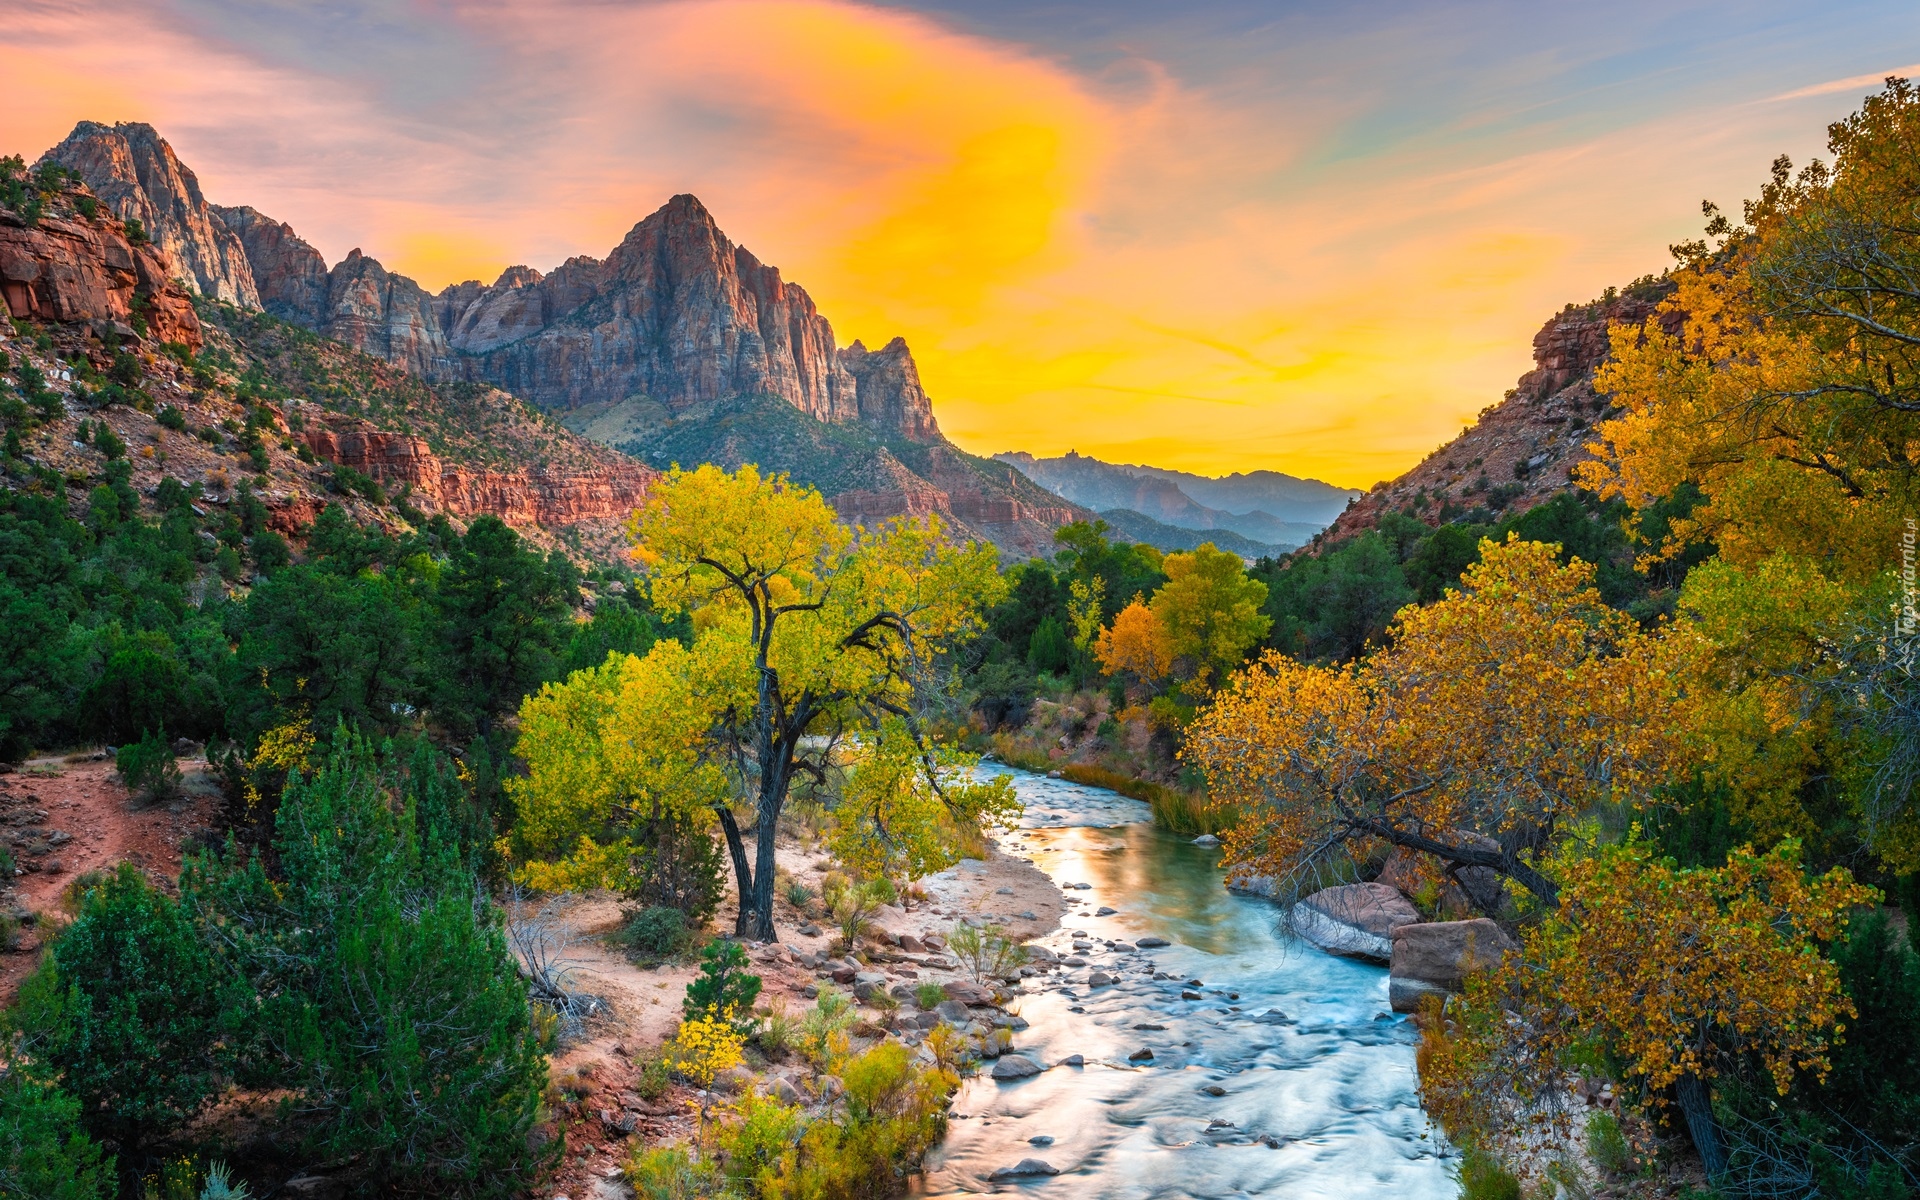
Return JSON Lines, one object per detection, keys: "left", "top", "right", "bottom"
{"left": 986, "top": 737, "right": 1234, "bottom": 834}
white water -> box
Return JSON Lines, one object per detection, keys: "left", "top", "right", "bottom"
{"left": 914, "top": 767, "right": 1458, "bottom": 1198}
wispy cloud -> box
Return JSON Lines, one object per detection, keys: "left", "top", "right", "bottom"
{"left": 1769, "top": 63, "right": 1920, "bottom": 102}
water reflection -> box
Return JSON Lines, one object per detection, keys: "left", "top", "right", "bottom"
{"left": 918, "top": 769, "right": 1457, "bottom": 1199}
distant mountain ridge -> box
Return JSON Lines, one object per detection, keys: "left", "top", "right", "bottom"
{"left": 994, "top": 450, "right": 1357, "bottom": 552}
{"left": 39, "top": 121, "right": 1074, "bottom": 556}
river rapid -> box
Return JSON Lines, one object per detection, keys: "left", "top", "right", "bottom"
{"left": 913, "top": 767, "right": 1458, "bottom": 1199}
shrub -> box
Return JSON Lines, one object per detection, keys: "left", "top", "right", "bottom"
{"left": 618, "top": 906, "right": 691, "bottom": 963}
{"left": 782, "top": 1042, "right": 953, "bottom": 1196}
{"left": 914, "top": 982, "right": 947, "bottom": 1010}
{"left": 115, "top": 728, "right": 181, "bottom": 803}
{"left": 0, "top": 1057, "right": 114, "bottom": 1200}
{"left": 754, "top": 997, "right": 799, "bottom": 1058}
{"left": 665, "top": 1015, "right": 743, "bottom": 1091}
{"left": 683, "top": 937, "right": 761, "bottom": 1031}
{"left": 7, "top": 863, "right": 224, "bottom": 1156}
{"left": 249, "top": 529, "right": 290, "bottom": 572}
{"left": 180, "top": 735, "right": 555, "bottom": 1197}
{"left": 624, "top": 1146, "right": 719, "bottom": 1200}
{"left": 123, "top": 218, "right": 149, "bottom": 245}
{"left": 1456, "top": 1148, "right": 1522, "bottom": 1200}
{"left": 948, "top": 922, "right": 1028, "bottom": 983}
{"left": 824, "top": 875, "right": 894, "bottom": 946}
{"left": 801, "top": 987, "right": 858, "bottom": 1068}
{"left": 784, "top": 877, "right": 814, "bottom": 910}
{"left": 93, "top": 422, "right": 125, "bottom": 459}
{"left": 155, "top": 406, "right": 187, "bottom": 432}
{"left": 1586, "top": 1110, "right": 1630, "bottom": 1175}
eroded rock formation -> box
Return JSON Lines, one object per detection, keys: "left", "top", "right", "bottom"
{"left": 0, "top": 208, "right": 201, "bottom": 351}
{"left": 212, "top": 205, "right": 329, "bottom": 326}
{"left": 42, "top": 122, "right": 258, "bottom": 307}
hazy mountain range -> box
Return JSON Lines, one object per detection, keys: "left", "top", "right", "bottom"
{"left": 994, "top": 450, "right": 1358, "bottom": 554}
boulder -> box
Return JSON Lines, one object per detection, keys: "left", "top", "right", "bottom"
{"left": 1389, "top": 918, "right": 1516, "bottom": 1012}
{"left": 852, "top": 971, "right": 888, "bottom": 1001}
{"left": 897, "top": 933, "right": 925, "bottom": 953}
{"left": 992, "top": 1054, "right": 1043, "bottom": 1080}
{"left": 770, "top": 1076, "right": 805, "bottom": 1105}
{"left": 1087, "top": 971, "right": 1116, "bottom": 987}
{"left": 934, "top": 1000, "right": 971, "bottom": 1024}
{"left": 1136, "top": 935, "right": 1170, "bottom": 948}
{"left": 1191, "top": 834, "right": 1220, "bottom": 846}
{"left": 1377, "top": 844, "right": 1507, "bottom": 916}
{"left": 989, "top": 1159, "right": 1059, "bottom": 1180}
{"left": 944, "top": 979, "right": 996, "bottom": 1006}
{"left": 1289, "top": 883, "right": 1421, "bottom": 963}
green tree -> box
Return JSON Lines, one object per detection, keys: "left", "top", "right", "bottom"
{"left": 0, "top": 1058, "right": 113, "bottom": 1200}
{"left": 1148, "top": 543, "right": 1271, "bottom": 690}
{"left": 8, "top": 864, "right": 225, "bottom": 1160}
{"left": 434, "top": 516, "right": 575, "bottom": 738}
{"left": 183, "top": 736, "right": 553, "bottom": 1196}
{"left": 1025, "top": 614, "right": 1072, "bottom": 675}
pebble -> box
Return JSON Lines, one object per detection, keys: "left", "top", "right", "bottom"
{"left": 1201, "top": 1084, "right": 1227, "bottom": 1097}
{"left": 1058, "top": 1054, "right": 1084, "bottom": 1067}
{"left": 1095, "top": 906, "right": 1117, "bottom": 916}
{"left": 1088, "top": 971, "right": 1115, "bottom": 987}
{"left": 989, "top": 1159, "right": 1059, "bottom": 1180}
{"left": 1128, "top": 1048, "right": 1155, "bottom": 1062}
{"left": 1136, "top": 935, "right": 1171, "bottom": 948}
{"left": 995, "top": 886, "right": 1014, "bottom": 895}
{"left": 1029, "top": 1134, "right": 1055, "bottom": 1145}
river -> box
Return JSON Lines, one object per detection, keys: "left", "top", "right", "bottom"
{"left": 913, "top": 767, "right": 1459, "bottom": 1199}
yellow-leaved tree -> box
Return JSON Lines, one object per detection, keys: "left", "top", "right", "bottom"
{"left": 1578, "top": 77, "right": 1920, "bottom": 865}
{"left": 1149, "top": 543, "right": 1271, "bottom": 693}
{"left": 509, "top": 465, "right": 1011, "bottom": 940}
{"left": 1186, "top": 536, "right": 1695, "bottom": 907}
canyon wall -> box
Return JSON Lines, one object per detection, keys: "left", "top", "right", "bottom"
{"left": 0, "top": 206, "right": 202, "bottom": 351}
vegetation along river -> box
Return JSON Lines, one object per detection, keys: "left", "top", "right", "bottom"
{"left": 914, "top": 767, "right": 1458, "bottom": 1198}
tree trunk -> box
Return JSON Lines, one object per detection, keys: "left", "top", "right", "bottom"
{"left": 748, "top": 803, "right": 779, "bottom": 942}
{"left": 716, "top": 807, "right": 754, "bottom": 938}
{"left": 1674, "top": 1071, "right": 1727, "bottom": 1181}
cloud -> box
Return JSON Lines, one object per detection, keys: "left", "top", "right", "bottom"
{"left": 1768, "top": 63, "right": 1920, "bottom": 102}
{"left": 1, "top": 0, "right": 1913, "bottom": 485}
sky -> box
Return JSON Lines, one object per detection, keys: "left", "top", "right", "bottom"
{"left": 3, "top": 1, "right": 1917, "bottom": 487}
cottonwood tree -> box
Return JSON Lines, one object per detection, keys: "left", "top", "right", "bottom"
{"left": 513, "top": 464, "right": 1008, "bottom": 940}
{"left": 1186, "top": 537, "right": 1693, "bottom": 907}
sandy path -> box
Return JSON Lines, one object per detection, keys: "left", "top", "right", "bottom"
{"left": 0, "top": 752, "right": 226, "bottom": 1002}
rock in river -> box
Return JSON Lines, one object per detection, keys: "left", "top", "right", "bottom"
{"left": 1288, "top": 882, "right": 1420, "bottom": 963}
{"left": 990, "top": 1159, "right": 1060, "bottom": 1180}
{"left": 1389, "top": 918, "right": 1517, "bottom": 1012}
{"left": 992, "top": 1054, "right": 1043, "bottom": 1080}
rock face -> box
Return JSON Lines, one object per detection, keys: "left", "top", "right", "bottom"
{"left": 324, "top": 250, "right": 452, "bottom": 378}
{"left": 1314, "top": 282, "right": 1683, "bottom": 547}
{"left": 1288, "top": 882, "right": 1421, "bottom": 963}
{"left": 0, "top": 208, "right": 201, "bottom": 351}
{"left": 212, "top": 205, "right": 329, "bottom": 326}
{"left": 302, "top": 417, "right": 654, "bottom": 527}
{"left": 1388, "top": 918, "right": 1516, "bottom": 1013}
{"left": 41, "top": 122, "right": 258, "bottom": 306}
{"left": 839, "top": 337, "right": 939, "bottom": 442}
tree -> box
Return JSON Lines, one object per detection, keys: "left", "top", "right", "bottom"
{"left": 184, "top": 735, "right": 553, "bottom": 1196}
{"left": 1095, "top": 597, "right": 1173, "bottom": 694}
{"left": 434, "top": 515, "right": 576, "bottom": 739}
{"left": 8, "top": 864, "right": 225, "bottom": 1161}
{"left": 1025, "top": 614, "right": 1072, "bottom": 675}
{"left": 1256, "top": 530, "right": 1412, "bottom": 662}
{"left": 622, "top": 464, "right": 1007, "bottom": 940}
{"left": 0, "top": 1057, "right": 113, "bottom": 1200}
{"left": 827, "top": 720, "right": 1017, "bottom": 885}
{"left": 1187, "top": 537, "right": 1693, "bottom": 907}
{"left": 1148, "top": 543, "right": 1270, "bottom": 691}
{"left": 1425, "top": 841, "right": 1872, "bottom": 1179}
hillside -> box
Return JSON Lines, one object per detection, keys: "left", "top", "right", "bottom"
{"left": 995, "top": 449, "right": 1349, "bottom": 549}
{"left": 0, "top": 161, "right": 653, "bottom": 560}
{"left": 40, "top": 121, "right": 1075, "bottom": 557}
{"left": 1313, "top": 279, "right": 1677, "bottom": 548}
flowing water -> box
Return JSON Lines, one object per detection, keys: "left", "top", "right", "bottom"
{"left": 913, "top": 767, "right": 1458, "bottom": 1199}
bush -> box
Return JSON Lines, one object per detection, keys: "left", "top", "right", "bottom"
{"left": 181, "top": 735, "right": 556, "bottom": 1196}
{"left": 683, "top": 938, "right": 761, "bottom": 1032}
{"left": 618, "top": 905, "right": 691, "bottom": 963}
{"left": 624, "top": 1146, "right": 720, "bottom": 1200}
{"left": 784, "top": 877, "right": 814, "bottom": 910}
{"left": 1587, "top": 1110, "right": 1630, "bottom": 1175}
{"left": 948, "top": 922, "right": 1028, "bottom": 984}
{"left": 801, "top": 988, "right": 858, "bottom": 1067}
{"left": 1456, "top": 1148, "right": 1522, "bottom": 1200}
{"left": 754, "top": 998, "right": 799, "bottom": 1058}
{"left": 914, "top": 982, "right": 947, "bottom": 1010}
{"left": 249, "top": 529, "right": 290, "bottom": 572}
{"left": 0, "top": 1056, "right": 114, "bottom": 1200}
{"left": 92, "top": 423, "right": 125, "bottom": 459}
{"left": 155, "top": 406, "right": 187, "bottom": 432}
{"left": 115, "top": 728, "right": 181, "bottom": 803}
{"left": 8, "top": 863, "right": 224, "bottom": 1156}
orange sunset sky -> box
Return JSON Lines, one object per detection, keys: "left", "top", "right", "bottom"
{"left": 4, "top": 0, "right": 1918, "bottom": 487}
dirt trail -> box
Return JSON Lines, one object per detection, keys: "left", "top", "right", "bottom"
{"left": 0, "top": 751, "right": 226, "bottom": 1002}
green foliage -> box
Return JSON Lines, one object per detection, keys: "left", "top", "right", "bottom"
{"left": 684, "top": 937, "right": 762, "bottom": 1031}
{"left": 624, "top": 1146, "right": 720, "bottom": 1200}
{"left": 1455, "top": 1148, "right": 1522, "bottom": 1200}
{"left": 115, "top": 727, "right": 182, "bottom": 803}
{"left": 560, "top": 593, "right": 662, "bottom": 676}
{"left": 433, "top": 516, "right": 576, "bottom": 738}
{"left": 913, "top": 981, "right": 946, "bottom": 1010}
{"left": 8, "top": 863, "right": 224, "bottom": 1155}
{"left": 947, "top": 922, "right": 1028, "bottom": 984}
{"left": 1587, "top": 1111, "right": 1631, "bottom": 1176}
{"left": 1256, "top": 530, "right": 1411, "bottom": 663}
{"left": 181, "top": 734, "right": 554, "bottom": 1195}
{"left": 155, "top": 406, "right": 187, "bottom": 432}
{"left": 123, "top": 218, "right": 149, "bottom": 245}
{"left": 618, "top": 905, "right": 692, "bottom": 963}
{"left": 783, "top": 877, "right": 814, "bottom": 909}
{"left": 0, "top": 1052, "right": 114, "bottom": 1200}
{"left": 1026, "top": 614, "right": 1072, "bottom": 675}
{"left": 92, "top": 422, "right": 125, "bottom": 460}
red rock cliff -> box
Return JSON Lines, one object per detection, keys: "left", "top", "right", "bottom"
{"left": 0, "top": 206, "right": 201, "bottom": 351}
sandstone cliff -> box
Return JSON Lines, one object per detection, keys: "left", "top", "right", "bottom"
{"left": 42, "top": 122, "right": 258, "bottom": 307}
{"left": 211, "top": 204, "right": 329, "bottom": 326}
{"left": 1314, "top": 282, "right": 1679, "bottom": 546}
{"left": 0, "top": 198, "right": 201, "bottom": 351}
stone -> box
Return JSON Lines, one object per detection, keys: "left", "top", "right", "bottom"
{"left": 1191, "top": 834, "right": 1220, "bottom": 846}
{"left": 1132, "top": 1022, "right": 1166, "bottom": 1031}
{"left": 991, "top": 1054, "right": 1043, "bottom": 1080}
{"left": 1128, "top": 1048, "right": 1155, "bottom": 1062}
{"left": 1201, "top": 1084, "right": 1227, "bottom": 1097}
{"left": 1136, "top": 935, "right": 1171, "bottom": 948}
{"left": 598, "top": 1108, "right": 640, "bottom": 1136}
{"left": 943, "top": 979, "right": 996, "bottom": 1006}
{"left": 1376, "top": 843, "right": 1507, "bottom": 917}
{"left": 1253, "top": 1009, "right": 1291, "bottom": 1025}
{"left": 1388, "top": 918, "right": 1518, "bottom": 1012}
{"left": 830, "top": 965, "right": 858, "bottom": 984}
{"left": 712, "top": 1066, "right": 751, "bottom": 1094}
{"left": 989, "top": 1159, "right": 1059, "bottom": 1180}
{"left": 1087, "top": 971, "right": 1116, "bottom": 987}
{"left": 770, "top": 1077, "right": 805, "bottom": 1105}
{"left": 1058, "top": 1054, "right": 1084, "bottom": 1067}
{"left": 1095, "top": 906, "right": 1117, "bottom": 916}
{"left": 1020, "top": 910, "right": 1037, "bottom": 920}
{"left": 934, "top": 1000, "right": 971, "bottom": 1024}
{"left": 798, "top": 923, "right": 823, "bottom": 937}
{"left": 279, "top": 1177, "right": 347, "bottom": 1200}
{"left": 1181, "top": 990, "right": 1203, "bottom": 1001}
{"left": 996, "top": 886, "right": 1014, "bottom": 895}
{"left": 0, "top": 204, "right": 202, "bottom": 351}
{"left": 1029, "top": 1135, "right": 1055, "bottom": 1145}
{"left": 897, "top": 933, "right": 924, "bottom": 953}
{"left": 1289, "top": 883, "right": 1421, "bottom": 963}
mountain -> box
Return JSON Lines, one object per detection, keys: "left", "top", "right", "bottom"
{"left": 1090, "top": 509, "right": 1291, "bottom": 559}
{"left": 1312, "top": 280, "right": 1679, "bottom": 548}
{"left": 993, "top": 450, "right": 1353, "bottom": 548}
{"left": 0, "top": 167, "right": 654, "bottom": 557}
{"left": 40, "top": 122, "right": 1062, "bottom": 552}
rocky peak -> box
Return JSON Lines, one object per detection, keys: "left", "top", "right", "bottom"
{"left": 840, "top": 337, "right": 941, "bottom": 443}
{"left": 1315, "top": 282, "right": 1679, "bottom": 545}
{"left": 41, "top": 121, "right": 258, "bottom": 307}
{"left": 212, "top": 204, "right": 328, "bottom": 326}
